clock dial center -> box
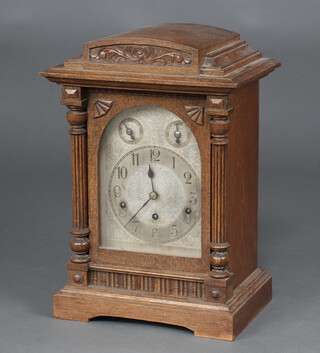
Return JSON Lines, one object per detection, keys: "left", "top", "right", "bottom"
{"left": 149, "top": 191, "right": 158, "bottom": 200}
{"left": 124, "top": 159, "right": 185, "bottom": 228}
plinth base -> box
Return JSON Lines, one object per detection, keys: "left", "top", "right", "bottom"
{"left": 53, "top": 268, "right": 271, "bottom": 341}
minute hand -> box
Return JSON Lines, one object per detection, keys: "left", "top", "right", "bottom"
{"left": 124, "top": 197, "right": 151, "bottom": 228}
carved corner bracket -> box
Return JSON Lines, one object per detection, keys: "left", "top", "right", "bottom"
{"left": 185, "top": 105, "right": 204, "bottom": 125}
{"left": 61, "top": 86, "right": 87, "bottom": 108}
{"left": 93, "top": 99, "right": 114, "bottom": 119}
{"left": 205, "top": 95, "right": 234, "bottom": 302}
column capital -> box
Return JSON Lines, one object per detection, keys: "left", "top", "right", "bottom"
{"left": 61, "top": 85, "right": 88, "bottom": 108}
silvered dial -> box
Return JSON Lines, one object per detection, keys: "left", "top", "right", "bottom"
{"left": 108, "top": 146, "right": 200, "bottom": 244}
{"left": 118, "top": 118, "right": 143, "bottom": 144}
{"left": 100, "top": 105, "right": 201, "bottom": 258}
{"left": 165, "top": 120, "right": 191, "bottom": 147}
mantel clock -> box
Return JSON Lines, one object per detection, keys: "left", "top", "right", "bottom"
{"left": 40, "top": 24, "right": 280, "bottom": 340}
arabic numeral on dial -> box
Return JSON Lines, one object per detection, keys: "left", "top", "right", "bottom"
{"left": 184, "top": 172, "right": 192, "bottom": 184}
{"left": 170, "top": 224, "right": 178, "bottom": 238}
{"left": 150, "top": 149, "right": 160, "bottom": 162}
{"left": 152, "top": 228, "right": 159, "bottom": 239}
{"left": 117, "top": 166, "right": 127, "bottom": 179}
{"left": 189, "top": 192, "right": 197, "bottom": 204}
{"left": 113, "top": 185, "right": 121, "bottom": 198}
{"left": 132, "top": 152, "right": 139, "bottom": 166}
{"left": 118, "top": 208, "right": 126, "bottom": 218}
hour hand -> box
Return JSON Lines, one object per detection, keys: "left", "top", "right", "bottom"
{"left": 148, "top": 164, "right": 155, "bottom": 192}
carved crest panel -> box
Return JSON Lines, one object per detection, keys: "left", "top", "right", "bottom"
{"left": 90, "top": 45, "right": 192, "bottom": 67}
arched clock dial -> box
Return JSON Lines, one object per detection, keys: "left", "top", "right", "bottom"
{"left": 99, "top": 105, "right": 202, "bottom": 258}
{"left": 108, "top": 146, "right": 200, "bottom": 244}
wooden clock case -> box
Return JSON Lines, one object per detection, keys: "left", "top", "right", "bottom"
{"left": 40, "top": 24, "right": 280, "bottom": 340}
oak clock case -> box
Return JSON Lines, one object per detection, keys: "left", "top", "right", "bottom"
{"left": 40, "top": 23, "right": 280, "bottom": 341}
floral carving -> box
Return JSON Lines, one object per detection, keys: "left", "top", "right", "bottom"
{"left": 90, "top": 46, "right": 192, "bottom": 66}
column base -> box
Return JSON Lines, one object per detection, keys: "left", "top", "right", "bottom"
{"left": 53, "top": 268, "right": 271, "bottom": 341}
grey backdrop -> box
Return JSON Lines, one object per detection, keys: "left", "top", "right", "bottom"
{"left": 1, "top": 0, "right": 319, "bottom": 352}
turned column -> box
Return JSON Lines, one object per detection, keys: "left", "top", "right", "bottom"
{"left": 60, "top": 86, "right": 90, "bottom": 286}
{"left": 67, "top": 106, "right": 90, "bottom": 264}
{"left": 204, "top": 96, "right": 234, "bottom": 302}
{"left": 210, "top": 113, "right": 230, "bottom": 279}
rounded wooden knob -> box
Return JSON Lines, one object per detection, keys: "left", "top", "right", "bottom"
{"left": 70, "top": 237, "right": 90, "bottom": 253}
{"left": 73, "top": 274, "right": 83, "bottom": 284}
{"left": 67, "top": 110, "right": 87, "bottom": 126}
{"left": 210, "top": 119, "right": 230, "bottom": 136}
{"left": 210, "top": 251, "right": 230, "bottom": 268}
{"left": 211, "top": 289, "right": 220, "bottom": 299}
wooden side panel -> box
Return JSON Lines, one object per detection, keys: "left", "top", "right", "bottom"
{"left": 228, "top": 82, "right": 259, "bottom": 288}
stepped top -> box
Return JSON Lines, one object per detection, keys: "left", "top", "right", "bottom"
{"left": 40, "top": 23, "right": 280, "bottom": 93}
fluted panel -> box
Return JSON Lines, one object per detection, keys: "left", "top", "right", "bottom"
{"left": 88, "top": 270, "right": 204, "bottom": 299}
{"left": 213, "top": 144, "right": 227, "bottom": 244}
{"left": 71, "top": 133, "right": 88, "bottom": 231}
